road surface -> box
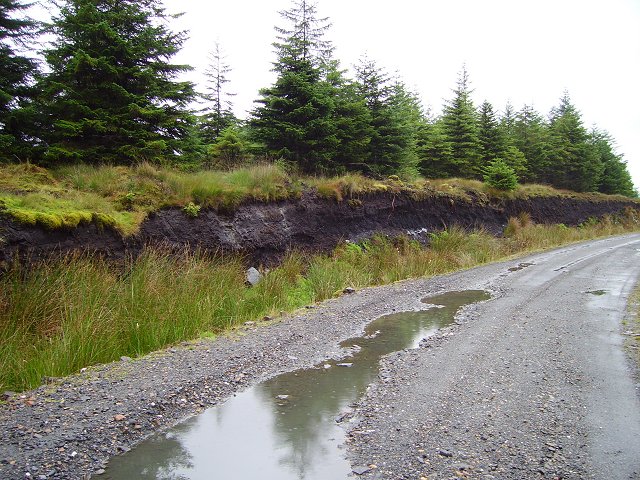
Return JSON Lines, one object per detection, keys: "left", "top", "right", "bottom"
{"left": 348, "top": 234, "right": 640, "bottom": 479}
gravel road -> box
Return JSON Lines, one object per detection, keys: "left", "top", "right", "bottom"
{"left": 348, "top": 233, "right": 640, "bottom": 479}
{"left": 1, "top": 234, "right": 639, "bottom": 479}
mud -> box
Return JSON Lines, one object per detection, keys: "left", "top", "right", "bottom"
{"left": 1, "top": 190, "right": 637, "bottom": 266}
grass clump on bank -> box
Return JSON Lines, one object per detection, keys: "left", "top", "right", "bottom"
{"left": 1, "top": 162, "right": 636, "bottom": 235}
{"left": 1, "top": 210, "right": 639, "bottom": 392}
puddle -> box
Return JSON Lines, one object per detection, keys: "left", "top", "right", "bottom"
{"left": 103, "top": 290, "right": 490, "bottom": 480}
{"left": 586, "top": 290, "right": 607, "bottom": 296}
{"left": 508, "top": 262, "right": 534, "bottom": 272}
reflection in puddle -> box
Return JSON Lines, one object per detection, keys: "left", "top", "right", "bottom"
{"left": 104, "top": 290, "right": 490, "bottom": 480}
{"left": 586, "top": 290, "right": 607, "bottom": 296}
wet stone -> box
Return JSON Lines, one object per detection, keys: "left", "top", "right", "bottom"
{"left": 352, "top": 465, "right": 372, "bottom": 475}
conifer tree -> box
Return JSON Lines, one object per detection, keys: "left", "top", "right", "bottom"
{"left": 354, "top": 58, "right": 420, "bottom": 176}
{"left": 252, "top": 0, "right": 338, "bottom": 172}
{"left": 325, "top": 61, "right": 372, "bottom": 172}
{"left": 417, "top": 115, "right": 453, "bottom": 179}
{"left": 40, "top": 0, "right": 197, "bottom": 165}
{"left": 547, "top": 92, "right": 603, "bottom": 192}
{"left": 512, "top": 105, "right": 551, "bottom": 183}
{"left": 440, "top": 65, "right": 481, "bottom": 178}
{"left": 589, "top": 129, "right": 636, "bottom": 197}
{"left": 201, "top": 42, "right": 236, "bottom": 143}
{"left": 499, "top": 101, "right": 517, "bottom": 145}
{"left": 477, "top": 100, "right": 507, "bottom": 168}
{"left": 0, "top": 0, "right": 38, "bottom": 161}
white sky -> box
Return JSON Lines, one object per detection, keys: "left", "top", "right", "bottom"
{"left": 163, "top": 0, "right": 640, "bottom": 188}
{"left": 30, "top": 0, "right": 640, "bottom": 188}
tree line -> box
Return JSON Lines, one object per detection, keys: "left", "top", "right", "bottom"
{"left": 0, "top": 0, "right": 635, "bottom": 196}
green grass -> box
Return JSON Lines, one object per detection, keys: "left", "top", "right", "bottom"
{"left": 1, "top": 162, "right": 636, "bottom": 235}
{"left": 1, "top": 211, "right": 639, "bottom": 392}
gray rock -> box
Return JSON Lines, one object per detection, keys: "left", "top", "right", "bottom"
{"left": 245, "top": 267, "right": 262, "bottom": 286}
{"left": 1, "top": 391, "right": 15, "bottom": 401}
{"left": 352, "top": 465, "right": 371, "bottom": 475}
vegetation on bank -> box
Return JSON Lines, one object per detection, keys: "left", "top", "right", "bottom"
{"left": 1, "top": 209, "right": 639, "bottom": 392}
{"left": 0, "top": 162, "right": 636, "bottom": 236}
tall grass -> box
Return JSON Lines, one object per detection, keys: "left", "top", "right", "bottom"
{"left": 1, "top": 212, "right": 639, "bottom": 392}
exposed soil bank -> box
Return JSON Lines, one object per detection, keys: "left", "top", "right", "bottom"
{"left": 1, "top": 191, "right": 637, "bottom": 266}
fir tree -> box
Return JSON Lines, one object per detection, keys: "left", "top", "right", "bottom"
{"left": 354, "top": 57, "right": 419, "bottom": 176}
{"left": 252, "top": 0, "right": 338, "bottom": 172}
{"left": 499, "top": 100, "right": 517, "bottom": 145}
{"left": 40, "top": 0, "right": 197, "bottom": 165}
{"left": 589, "top": 129, "right": 636, "bottom": 197}
{"left": 477, "top": 100, "right": 507, "bottom": 170}
{"left": 324, "top": 61, "right": 372, "bottom": 172}
{"left": 417, "top": 115, "right": 453, "bottom": 179}
{"left": 440, "top": 65, "right": 481, "bottom": 178}
{"left": 512, "top": 105, "right": 551, "bottom": 183}
{"left": 547, "top": 92, "right": 603, "bottom": 192}
{"left": 0, "top": 0, "right": 38, "bottom": 161}
{"left": 200, "top": 42, "right": 236, "bottom": 143}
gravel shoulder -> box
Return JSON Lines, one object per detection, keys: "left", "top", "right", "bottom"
{"left": 1, "top": 234, "right": 640, "bottom": 480}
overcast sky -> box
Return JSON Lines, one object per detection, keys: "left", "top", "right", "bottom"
{"left": 161, "top": 0, "right": 640, "bottom": 187}
{"left": 34, "top": 0, "right": 640, "bottom": 188}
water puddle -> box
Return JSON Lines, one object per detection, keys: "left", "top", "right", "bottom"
{"left": 508, "top": 262, "right": 534, "bottom": 272}
{"left": 103, "top": 290, "right": 490, "bottom": 480}
{"left": 586, "top": 289, "right": 607, "bottom": 296}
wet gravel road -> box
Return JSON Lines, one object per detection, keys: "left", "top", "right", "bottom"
{"left": 1, "top": 234, "right": 639, "bottom": 479}
{"left": 348, "top": 234, "right": 640, "bottom": 479}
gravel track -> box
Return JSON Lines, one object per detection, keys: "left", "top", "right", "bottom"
{"left": 1, "top": 234, "right": 639, "bottom": 479}
{"left": 348, "top": 234, "right": 640, "bottom": 480}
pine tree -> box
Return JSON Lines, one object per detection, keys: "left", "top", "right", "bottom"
{"left": 589, "top": 129, "right": 636, "bottom": 197}
{"left": 252, "top": 0, "right": 338, "bottom": 172}
{"left": 40, "top": 0, "right": 197, "bottom": 165}
{"left": 200, "top": 42, "right": 236, "bottom": 144}
{"left": 440, "top": 65, "right": 481, "bottom": 178}
{"left": 417, "top": 115, "right": 453, "bottom": 179}
{"left": 512, "top": 105, "right": 551, "bottom": 183}
{"left": 547, "top": 92, "right": 603, "bottom": 192}
{"left": 324, "top": 61, "right": 372, "bottom": 172}
{"left": 499, "top": 101, "right": 517, "bottom": 146}
{"left": 354, "top": 57, "right": 420, "bottom": 176}
{"left": 477, "top": 100, "right": 507, "bottom": 169}
{"left": 0, "top": 0, "right": 38, "bottom": 161}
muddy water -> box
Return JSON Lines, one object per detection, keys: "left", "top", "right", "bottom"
{"left": 104, "top": 290, "right": 490, "bottom": 480}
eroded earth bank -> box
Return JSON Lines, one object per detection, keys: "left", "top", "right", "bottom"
{"left": 2, "top": 191, "right": 638, "bottom": 266}
{"left": 1, "top": 234, "right": 639, "bottom": 479}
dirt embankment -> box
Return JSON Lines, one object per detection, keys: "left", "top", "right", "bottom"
{"left": 1, "top": 191, "right": 637, "bottom": 266}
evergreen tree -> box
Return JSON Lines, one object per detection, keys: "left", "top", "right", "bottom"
{"left": 589, "top": 129, "right": 636, "bottom": 197}
{"left": 40, "top": 0, "right": 197, "bottom": 165}
{"left": 354, "top": 57, "right": 419, "bottom": 176}
{"left": 325, "top": 61, "right": 372, "bottom": 172}
{"left": 499, "top": 100, "right": 517, "bottom": 146}
{"left": 440, "top": 65, "right": 481, "bottom": 178}
{"left": 477, "top": 100, "right": 507, "bottom": 168}
{"left": 0, "top": 0, "right": 38, "bottom": 161}
{"left": 252, "top": 0, "right": 338, "bottom": 172}
{"left": 512, "top": 105, "right": 551, "bottom": 183}
{"left": 416, "top": 115, "right": 453, "bottom": 179}
{"left": 547, "top": 92, "right": 603, "bottom": 192}
{"left": 200, "top": 42, "right": 236, "bottom": 143}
